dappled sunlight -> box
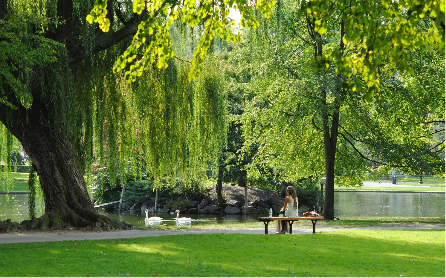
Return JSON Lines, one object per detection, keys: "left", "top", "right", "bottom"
{"left": 315, "top": 230, "right": 445, "bottom": 275}
{"left": 386, "top": 252, "right": 444, "bottom": 263}
{"left": 115, "top": 242, "right": 187, "bottom": 256}
{"left": 48, "top": 249, "right": 61, "bottom": 255}
{"left": 0, "top": 231, "right": 443, "bottom": 277}
{"left": 205, "top": 260, "right": 295, "bottom": 274}
{"left": 327, "top": 229, "right": 445, "bottom": 246}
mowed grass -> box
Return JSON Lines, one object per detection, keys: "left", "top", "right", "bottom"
{"left": 0, "top": 172, "right": 31, "bottom": 192}
{"left": 335, "top": 176, "right": 445, "bottom": 192}
{"left": 162, "top": 217, "right": 445, "bottom": 230}
{"left": 0, "top": 182, "right": 28, "bottom": 191}
{"left": 358, "top": 186, "right": 445, "bottom": 192}
{"left": 0, "top": 230, "right": 444, "bottom": 277}
{"left": 400, "top": 176, "right": 445, "bottom": 187}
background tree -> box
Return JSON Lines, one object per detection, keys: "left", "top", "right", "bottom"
{"left": 238, "top": 0, "right": 444, "bottom": 219}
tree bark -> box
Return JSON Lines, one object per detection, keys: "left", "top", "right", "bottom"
{"left": 238, "top": 170, "right": 247, "bottom": 187}
{"left": 0, "top": 0, "right": 7, "bottom": 19}
{"left": 0, "top": 0, "right": 143, "bottom": 231}
{"left": 311, "top": 20, "right": 338, "bottom": 220}
{"left": 216, "top": 165, "right": 224, "bottom": 204}
{"left": 0, "top": 79, "right": 131, "bottom": 230}
{"left": 322, "top": 104, "right": 340, "bottom": 220}
{"left": 215, "top": 155, "right": 225, "bottom": 204}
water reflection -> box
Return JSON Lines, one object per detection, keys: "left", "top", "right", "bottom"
{"left": 99, "top": 210, "right": 260, "bottom": 228}
{"left": 1, "top": 192, "right": 444, "bottom": 225}
{"left": 334, "top": 192, "right": 445, "bottom": 217}
{"left": 0, "top": 193, "right": 35, "bottom": 222}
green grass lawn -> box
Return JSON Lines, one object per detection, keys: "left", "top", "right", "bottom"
{"left": 0, "top": 181, "right": 29, "bottom": 191}
{"left": 337, "top": 186, "right": 445, "bottom": 192}
{"left": 0, "top": 172, "right": 32, "bottom": 191}
{"left": 335, "top": 176, "right": 445, "bottom": 192}
{"left": 0, "top": 230, "right": 444, "bottom": 277}
{"left": 400, "top": 176, "right": 445, "bottom": 187}
{"left": 151, "top": 217, "right": 444, "bottom": 230}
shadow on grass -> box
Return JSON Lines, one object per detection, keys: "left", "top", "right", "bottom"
{"left": 0, "top": 230, "right": 444, "bottom": 276}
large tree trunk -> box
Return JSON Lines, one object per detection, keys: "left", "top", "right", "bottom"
{"left": 0, "top": 82, "right": 131, "bottom": 231}
{"left": 0, "top": 0, "right": 145, "bottom": 231}
{"left": 322, "top": 105, "right": 340, "bottom": 220}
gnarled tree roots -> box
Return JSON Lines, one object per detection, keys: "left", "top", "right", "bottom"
{"left": 0, "top": 211, "right": 134, "bottom": 233}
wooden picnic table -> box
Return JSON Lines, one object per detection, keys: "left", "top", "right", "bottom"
{"left": 257, "top": 216, "right": 325, "bottom": 234}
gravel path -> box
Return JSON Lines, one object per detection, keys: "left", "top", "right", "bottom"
{"left": 0, "top": 223, "right": 444, "bottom": 244}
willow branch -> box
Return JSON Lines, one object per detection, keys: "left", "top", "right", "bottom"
{"left": 312, "top": 117, "right": 323, "bottom": 132}
{"left": 173, "top": 56, "right": 192, "bottom": 64}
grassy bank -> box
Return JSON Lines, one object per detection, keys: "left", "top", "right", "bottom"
{"left": 335, "top": 176, "right": 445, "bottom": 192}
{"left": 0, "top": 230, "right": 444, "bottom": 277}
{"left": 0, "top": 172, "right": 30, "bottom": 191}
{"left": 400, "top": 176, "right": 445, "bottom": 186}
{"left": 138, "top": 217, "right": 445, "bottom": 230}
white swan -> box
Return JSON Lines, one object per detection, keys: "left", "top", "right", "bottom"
{"left": 175, "top": 209, "right": 191, "bottom": 226}
{"left": 144, "top": 209, "right": 162, "bottom": 226}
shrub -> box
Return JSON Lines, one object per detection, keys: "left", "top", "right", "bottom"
{"left": 90, "top": 169, "right": 207, "bottom": 208}
{"left": 124, "top": 180, "right": 154, "bottom": 205}
{"left": 278, "top": 179, "right": 321, "bottom": 210}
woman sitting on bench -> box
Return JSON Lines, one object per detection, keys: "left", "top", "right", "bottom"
{"left": 278, "top": 186, "right": 299, "bottom": 234}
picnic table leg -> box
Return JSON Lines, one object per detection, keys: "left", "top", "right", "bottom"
{"left": 311, "top": 220, "right": 317, "bottom": 234}
{"left": 262, "top": 220, "right": 271, "bottom": 234}
{"left": 288, "top": 220, "right": 295, "bottom": 234}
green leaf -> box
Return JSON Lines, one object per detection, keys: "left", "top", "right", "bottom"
{"left": 318, "top": 26, "right": 327, "bottom": 35}
{"left": 86, "top": 14, "right": 94, "bottom": 24}
{"left": 365, "top": 91, "right": 373, "bottom": 102}
{"left": 156, "top": 60, "right": 163, "bottom": 69}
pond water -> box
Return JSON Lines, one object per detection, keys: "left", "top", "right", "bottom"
{"left": 0, "top": 193, "right": 42, "bottom": 223}
{"left": 334, "top": 191, "right": 445, "bottom": 218}
{"left": 1, "top": 192, "right": 444, "bottom": 227}
{"left": 98, "top": 210, "right": 261, "bottom": 228}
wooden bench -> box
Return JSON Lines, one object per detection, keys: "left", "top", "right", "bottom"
{"left": 257, "top": 216, "right": 325, "bottom": 234}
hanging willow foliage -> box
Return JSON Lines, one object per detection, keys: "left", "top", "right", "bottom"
{"left": 1, "top": 0, "right": 228, "bottom": 205}
{"left": 0, "top": 126, "right": 21, "bottom": 193}
{"left": 88, "top": 56, "right": 227, "bottom": 188}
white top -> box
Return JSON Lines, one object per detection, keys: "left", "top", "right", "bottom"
{"left": 285, "top": 201, "right": 299, "bottom": 217}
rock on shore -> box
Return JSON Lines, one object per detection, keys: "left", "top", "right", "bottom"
{"left": 137, "top": 185, "right": 308, "bottom": 215}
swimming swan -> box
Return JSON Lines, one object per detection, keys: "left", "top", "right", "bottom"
{"left": 144, "top": 209, "right": 162, "bottom": 226}
{"left": 175, "top": 210, "right": 191, "bottom": 226}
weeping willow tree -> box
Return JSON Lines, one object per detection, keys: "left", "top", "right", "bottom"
{"left": 0, "top": 0, "right": 274, "bottom": 231}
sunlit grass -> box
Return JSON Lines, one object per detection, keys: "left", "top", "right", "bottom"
{"left": 347, "top": 186, "right": 445, "bottom": 191}
{"left": 137, "top": 217, "right": 445, "bottom": 231}
{"left": 400, "top": 176, "right": 445, "bottom": 187}
{"left": 0, "top": 181, "right": 28, "bottom": 191}
{"left": 0, "top": 230, "right": 443, "bottom": 277}
{"left": 0, "top": 172, "right": 30, "bottom": 192}
{"left": 318, "top": 216, "right": 445, "bottom": 226}
{"left": 335, "top": 176, "right": 445, "bottom": 191}
{"left": 8, "top": 172, "right": 29, "bottom": 182}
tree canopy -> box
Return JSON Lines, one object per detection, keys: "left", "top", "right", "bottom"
{"left": 229, "top": 0, "right": 444, "bottom": 219}
{"left": 87, "top": 0, "right": 276, "bottom": 81}
{"left": 301, "top": 0, "right": 445, "bottom": 101}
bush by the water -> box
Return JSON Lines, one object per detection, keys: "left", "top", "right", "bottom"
{"left": 90, "top": 168, "right": 322, "bottom": 214}
{"left": 89, "top": 169, "right": 206, "bottom": 210}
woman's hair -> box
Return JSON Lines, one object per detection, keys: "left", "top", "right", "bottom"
{"left": 287, "top": 186, "right": 298, "bottom": 209}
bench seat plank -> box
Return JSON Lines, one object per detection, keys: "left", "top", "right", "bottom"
{"left": 257, "top": 216, "right": 324, "bottom": 234}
